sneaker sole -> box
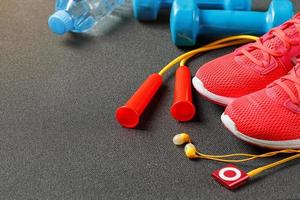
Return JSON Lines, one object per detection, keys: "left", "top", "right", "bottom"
{"left": 221, "top": 113, "right": 300, "bottom": 149}
{"left": 192, "top": 77, "right": 236, "bottom": 106}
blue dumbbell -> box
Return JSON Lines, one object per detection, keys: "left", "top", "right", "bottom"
{"left": 170, "top": 0, "right": 294, "bottom": 46}
{"left": 133, "top": 0, "right": 252, "bottom": 21}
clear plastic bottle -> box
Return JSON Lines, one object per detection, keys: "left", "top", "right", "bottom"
{"left": 48, "top": 0, "right": 124, "bottom": 35}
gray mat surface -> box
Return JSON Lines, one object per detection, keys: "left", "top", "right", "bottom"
{"left": 0, "top": 0, "right": 300, "bottom": 199}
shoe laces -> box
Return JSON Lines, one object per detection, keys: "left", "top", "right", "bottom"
{"left": 274, "top": 63, "right": 300, "bottom": 106}
{"left": 237, "top": 18, "right": 300, "bottom": 68}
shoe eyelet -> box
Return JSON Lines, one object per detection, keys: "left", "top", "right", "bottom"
{"left": 284, "top": 99, "right": 300, "bottom": 113}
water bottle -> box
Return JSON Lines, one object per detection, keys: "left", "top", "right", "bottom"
{"left": 48, "top": 0, "right": 125, "bottom": 35}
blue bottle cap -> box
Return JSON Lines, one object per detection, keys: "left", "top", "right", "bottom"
{"left": 48, "top": 10, "right": 73, "bottom": 35}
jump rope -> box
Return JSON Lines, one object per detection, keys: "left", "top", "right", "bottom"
{"left": 116, "top": 35, "right": 300, "bottom": 189}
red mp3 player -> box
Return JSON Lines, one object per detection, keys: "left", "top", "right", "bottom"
{"left": 212, "top": 164, "right": 249, "bottom": 190}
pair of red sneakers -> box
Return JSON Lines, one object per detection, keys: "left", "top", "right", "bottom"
{"left": 193, "top": 14, "right": 300, "bottom": 149}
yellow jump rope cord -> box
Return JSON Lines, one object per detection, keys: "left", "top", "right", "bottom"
{"left": 158, "top": 35, "right": 259, "bottom": 76}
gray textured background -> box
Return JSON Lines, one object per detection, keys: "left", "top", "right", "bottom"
{"left": 0, "top": 0, "right": 300, "bottom": 199}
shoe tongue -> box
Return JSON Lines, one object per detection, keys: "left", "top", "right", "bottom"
{"left": 263, "top": 26, "right": 298, "bottom": 49}
{"left": 241, "top": 20, "right": 299, "bottom": 64}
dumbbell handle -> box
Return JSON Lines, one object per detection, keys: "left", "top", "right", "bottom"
{"left": 159, "top": 0, "right": 249, "bottom": 9}
{"left": 199, "top": 10, "right": 268, "bottom": 35}
{"left": 134, "top": 0, "right": 251, "bottom": 21}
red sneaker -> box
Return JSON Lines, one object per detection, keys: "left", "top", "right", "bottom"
{"left": 193, "top": 14, "right": 300, "bottom": 106}
{"left": 222, "top": 64, "right": 300, "bottom": 149}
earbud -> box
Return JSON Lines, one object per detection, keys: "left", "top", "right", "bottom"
{"left": 172, "top": 133, "right": 191, "bottom": 145}
{"left": 173, "top": 133, "right": 198, "bottom": 159}
{"left": 184, "top": 143, "right": 198, "bottom": 159}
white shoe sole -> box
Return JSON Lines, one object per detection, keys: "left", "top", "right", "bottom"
{"left": 192, "top": 77, "right": 236, "bottom": 106}
{"left": 221, "top": 113, "right": 300, "bottom": 149}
